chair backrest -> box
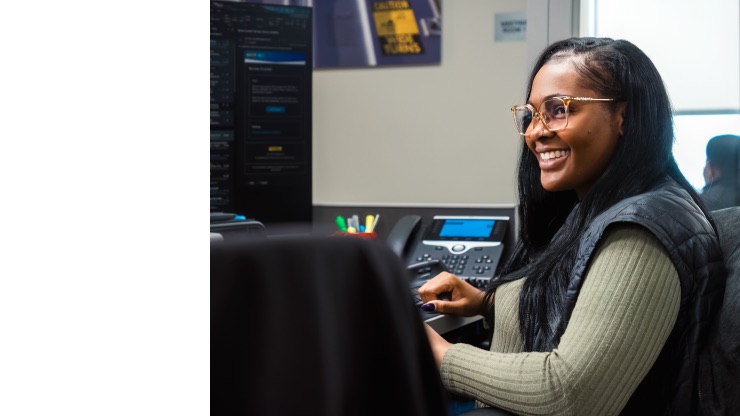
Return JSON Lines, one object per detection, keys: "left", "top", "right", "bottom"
{"left": 211, "top": 234, "right": 450, "bottom": 416}
{"left": 698, "top": 206, "right": 740, "bottom": 415}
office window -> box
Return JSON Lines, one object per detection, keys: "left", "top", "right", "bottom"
{"left": 580, "top": 0, "right": 740, "bottom": 190}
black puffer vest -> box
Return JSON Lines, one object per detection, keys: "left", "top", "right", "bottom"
{"left": 561, "top": 177, "right": 726, "bottom": 415}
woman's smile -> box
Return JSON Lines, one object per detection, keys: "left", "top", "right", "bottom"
{"left": 538, "top": 149, "right": 570, "bottom": 169}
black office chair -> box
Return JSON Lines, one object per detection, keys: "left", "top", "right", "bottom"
{"left": 211, "top": 234, "right": 451, "bottom": 415}
{"left": 698, "top": 206, "right": 740, "bottom": 415}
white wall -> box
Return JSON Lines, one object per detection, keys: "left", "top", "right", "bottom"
{"left": 312, "top": 0, "right": 531, "bottom": 206}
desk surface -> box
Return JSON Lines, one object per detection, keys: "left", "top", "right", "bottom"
{"left": 424, "top": 312, "right": 483, "bottom": 334}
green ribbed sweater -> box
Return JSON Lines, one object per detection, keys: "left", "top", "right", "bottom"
{"left": 440, "top": 225, "right": 680, "bottom": 416}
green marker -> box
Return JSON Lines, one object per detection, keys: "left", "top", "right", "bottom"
{"left": 335, "top": 216, "right": 347, "bottom": 232}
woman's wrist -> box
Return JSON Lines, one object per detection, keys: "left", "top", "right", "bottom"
{"left": 475, "top": 289, "right": 490, "bottom": 316}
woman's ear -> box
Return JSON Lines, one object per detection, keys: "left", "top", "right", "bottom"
{"left": 615, "top": 102, "right": 627, "bottom": 136}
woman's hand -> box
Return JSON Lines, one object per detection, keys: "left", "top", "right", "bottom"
{"left": 417, "top": 271, "right": 488, "bottom": 316}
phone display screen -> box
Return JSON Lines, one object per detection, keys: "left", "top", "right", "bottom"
{"left": 424, "top": 216, "right": 508, "bottom": 243}
{"left": 439, "top": 219, "right": 494, "bottom": 238}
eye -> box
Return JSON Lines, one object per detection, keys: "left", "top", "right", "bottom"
{"left": 543, "top": 99, "right": 567, "bottom": 119}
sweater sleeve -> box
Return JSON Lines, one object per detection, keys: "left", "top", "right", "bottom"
{"left": 439, "top": 225, "right": 681, "bottom": 416}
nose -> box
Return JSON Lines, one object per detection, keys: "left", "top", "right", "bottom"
{"left": 524, "top": 110, "right": 544, "bottom": 135}
{"left": 527, "top": 118, "right": 552, "bottom": 139}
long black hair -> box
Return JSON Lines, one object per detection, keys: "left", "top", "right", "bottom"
{"left": 483, "top": 37, "right": 715, "bottom": 351}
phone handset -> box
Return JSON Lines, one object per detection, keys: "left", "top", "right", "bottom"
{"left": 385, "top": 214, "right": 423, "bottom": 262}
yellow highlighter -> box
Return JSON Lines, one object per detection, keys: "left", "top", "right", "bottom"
{"left": 365, "top": 215, "right": 375, "bottom": 233}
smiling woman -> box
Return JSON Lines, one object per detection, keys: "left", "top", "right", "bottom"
{"left": 418, "top": 37, "right": 726, "bottom": 416}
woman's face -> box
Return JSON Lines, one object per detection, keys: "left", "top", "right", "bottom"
{"left": 525, "top": 60, "right": 625, "bottom": 199}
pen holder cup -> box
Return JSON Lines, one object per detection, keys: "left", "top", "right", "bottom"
{"left": 333, "top": 231, "right": 377, "bottom": 239}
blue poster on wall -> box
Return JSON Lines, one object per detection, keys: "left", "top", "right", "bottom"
{"left": 234, "top": 0, "right": 442, "bottom": 69}
{"left": 313, "top": 0, "right": 442, "bottom": 68}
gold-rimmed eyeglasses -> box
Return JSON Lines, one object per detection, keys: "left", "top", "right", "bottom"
{"left": 511, "top": 96, "right": 615, "bottom": 136}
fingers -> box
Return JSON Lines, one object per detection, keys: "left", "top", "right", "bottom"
{"left": 417, "top": 272, "right": 486, "bottom": 316}
{"left": 417, "top": 272, "right": 464, "bottom": 314}
{"left": 417, "top": 272, "right": 457, "bottom": 301}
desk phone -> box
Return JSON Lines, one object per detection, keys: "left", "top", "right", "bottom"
{"left": 388, "top": 215, "right": 509, "bottom": 289}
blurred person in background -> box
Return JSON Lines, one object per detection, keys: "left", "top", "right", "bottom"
{"left": 701, "top": 134, "right": 740, "bottom": 211}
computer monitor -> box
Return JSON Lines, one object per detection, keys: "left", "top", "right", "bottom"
{"left": 210, "top": 1, "right": 313, "bottom": 225}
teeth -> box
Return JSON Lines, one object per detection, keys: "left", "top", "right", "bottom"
{"left": 540, "top": 150, "right": 569, "bottom": 161}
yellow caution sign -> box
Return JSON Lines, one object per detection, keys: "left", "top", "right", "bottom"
{"left": 372, "top": 1, "right": 424, "bottom": 56}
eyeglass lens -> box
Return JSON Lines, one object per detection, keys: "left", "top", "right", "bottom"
{"left": 515, "top": 98, "right": 568, "bottom": 134}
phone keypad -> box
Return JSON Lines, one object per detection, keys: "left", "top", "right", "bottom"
{"left": 409, "top": 245, "right": 503, "bottom": 289}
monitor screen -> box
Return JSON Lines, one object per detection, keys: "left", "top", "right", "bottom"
{"left": 210, "top": 1, "right": 313, "bottom": 224}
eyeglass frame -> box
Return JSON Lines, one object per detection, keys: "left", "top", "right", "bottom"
{"left": 510, "top": 96, "right": 616, "bottom": 136}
